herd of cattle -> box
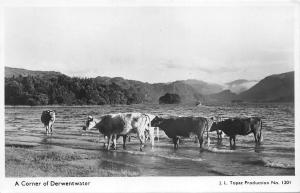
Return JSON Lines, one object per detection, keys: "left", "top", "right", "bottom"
{"left": 41, "top": 110, "right": 263, "bottom": 151}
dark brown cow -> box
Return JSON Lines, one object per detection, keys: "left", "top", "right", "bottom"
{"left": 210, "top": 117, "right": 263, "bottom": 148}
{"left": 151, "top": 116, "right": 213, "bottom": 150}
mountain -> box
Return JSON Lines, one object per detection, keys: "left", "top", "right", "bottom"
{"left": 5, "top": 67, "right": 62, "bottom": 79}
{"left": 5, "top": 66, "right": 294, "bottom": 105}
{"left": 181, "top": 79, "right": 223, "bottom": 95}
{"left": 225, "top": 79, "right": 258, "bottom": 94}
{"left": 238, "top": 71, "right": 294, "bottom": 102}
{"left": 95, "top": 77, "right": 204, "bottom": 103}
{"left": 152, "top": 81, "right": 204, "bottom": 103}
{"left": 205, "top": 89, "right": 238, "bottom": 103}
{"left": 5, "top": 66, "right": 203, "bottom": 104}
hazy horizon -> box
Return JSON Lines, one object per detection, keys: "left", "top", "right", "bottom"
{"left": 5, "top": 65, "right": 294, "bottom": 85}
{"left": 4, "top": 5, "right": 295, "bottom": 84}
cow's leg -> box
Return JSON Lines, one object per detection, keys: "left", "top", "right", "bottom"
{"left": 137, "top": 132, "right": 145, "bottom": 151}
{"left": 128, "top": 136, "right": 131, "bottom": 142}
{"left": 123, "top": 135, "right": 127, "bottom": 149}
{"left": 148, "top": 127, "right": 155, "bottom": 148}
{"left": 217, "top": 130, "right": 222, "bottom": 141}
{"left": 197, "top": 134, "right": 203, "bottom": 149}
{"left": 172, "top": 137, "right": 177, "bottom": 149}
{"left": 50, "top": 124, "right": 53, "bottom": 135}
{"left": 233, "top": 136, "right": 236, "bottom": 149}
{"left": 106, "top": 135, "right": 111, "bottom": 150}
{"left": 206, "top": 129, "right": 210, "bottom": 147}
{"left": 144, "top": 131, "right": 148, "bottom": 143}
{"left": 229, "top": 136, "right": 233, "bottom": 148}
{"left": 112, "top": 134, "right": 117, "bottom": 150}
{"left": 49, "top": 122, "right": 53, "bottom": 134}
{"left": 173, "top": 136, "right": 179, "bottom": 149}
{"left": 103, "top": 136, "right": 108, "bottom": 148}
{"left": 176, "top": 137, "right": 180, "bottom": 148}
{"left": 253, "top": 131, "right": 258, "bottom": 144}
{"left": 258, "top": 131, "right": 263, "bottom": 144}
{"left": 156, "top": 127, "right": 159, "bottom": 142}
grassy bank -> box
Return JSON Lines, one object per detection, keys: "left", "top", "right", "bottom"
{"left": 5, "top": 146, "right": 141, "bottom": 177}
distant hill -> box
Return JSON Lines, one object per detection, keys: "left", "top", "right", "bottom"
{"left": 181, "top": 79, "right": 223, "bottom": 95}
{"left": 152, "top": 81, "right": 204, "bottom": 103}
{"left": 238, "top": 71, "right": 294, "bottom": 102}
{"left": 95, "top": 76, "right": 204, "bottom": 103}
{"left": 205, "top": 89, "right": 238, "bottom": 103}
{"left": 5, "top": 66, "right": 203, "bottom": 104}
{"left": 225, "top": 79, "right": 258, "bottom": 94}
{"left": 204, "top": 72, "right": 294, "bottom": 103}
{"left": 5, "top": 66, "right": 294, "bottom": 105}
{"left": 5, "top": 67, "right": 62, "bottom": 79}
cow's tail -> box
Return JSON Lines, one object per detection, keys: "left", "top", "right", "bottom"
{"left": 259, "top": 120, "right": 263, "bottom": 143}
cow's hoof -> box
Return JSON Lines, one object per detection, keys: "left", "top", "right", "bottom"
{"left": 140, "top": 148, "right": 143, "bottom": 152}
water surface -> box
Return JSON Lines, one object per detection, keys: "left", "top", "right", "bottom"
{"left": 5, "top": 103, "right": 295, "bottom": 176}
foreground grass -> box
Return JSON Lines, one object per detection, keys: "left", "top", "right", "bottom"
{"left": 5, "top": 146, "right": 140, "bottom": 177}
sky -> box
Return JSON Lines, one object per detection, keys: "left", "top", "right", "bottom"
{"left": 4, "top": 5, "right": 295, "bottom": 84}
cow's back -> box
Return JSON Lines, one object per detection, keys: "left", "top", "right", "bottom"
{"left": 41, "top": 110, "right": 55, "bottom": 125}
{"left": 98, "top": 115, "right": 125, "bottom": 134}
{"left": 160, "top": 117, "right": 207, "bottom": 138}
{"left": 98, "top": 113, "right": 144, "bottom": 135}
{"left": 219, "top": 118, "right": 254, "bottom": 136}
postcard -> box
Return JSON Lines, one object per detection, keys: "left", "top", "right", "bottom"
{"left": 0, "top": 0, "right": 299, "bottom": 192}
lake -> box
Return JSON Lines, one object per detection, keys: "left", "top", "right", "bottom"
{"left": 5, "top": 103, "right": 295, "bottom": 176}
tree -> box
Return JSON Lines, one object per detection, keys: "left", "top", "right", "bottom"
{"left": 159, "top": 93, "right": 181, "bottom": 104}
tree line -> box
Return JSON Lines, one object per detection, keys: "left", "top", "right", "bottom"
{"left": 5, "top": 75, "right": 145, "bottom": 105}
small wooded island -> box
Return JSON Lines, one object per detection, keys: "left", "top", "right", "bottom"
{"left": 159, "top": 93, "right": 181, "bottom": 104}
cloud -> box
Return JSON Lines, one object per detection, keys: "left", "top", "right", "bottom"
{"left": 5, "top": 6, "right": 294, "bottom": 83}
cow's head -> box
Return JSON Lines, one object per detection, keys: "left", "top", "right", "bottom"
{"left": 151, "top": 116, "right": 164, "bottom": 127}
{"left": 209, "top": 116, "right": 222, "bottom": 132}
{"left": 49, "top": 111, "right": 56, "bottom": 122}
{"left": 206, "top": 117, "right": 215, "bottom": 131}
{"left": 83, "top": 115, "right": 97, "bottom": 131}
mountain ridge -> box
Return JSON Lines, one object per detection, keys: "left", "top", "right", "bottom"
{"left": 5, "top": 66, "right": 294, "bottom": 104}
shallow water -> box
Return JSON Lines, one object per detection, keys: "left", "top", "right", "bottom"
{"left": 5, "top": 103, "right": 295, "bottom": 176}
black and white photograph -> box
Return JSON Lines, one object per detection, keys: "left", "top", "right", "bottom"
{"left": 1, "top": 0, "right": 299, "bottom": 192}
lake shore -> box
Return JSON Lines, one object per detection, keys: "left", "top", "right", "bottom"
{"left": 5, "top": 146, "right": 141, "bottom": 177}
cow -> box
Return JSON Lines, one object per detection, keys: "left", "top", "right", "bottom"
{"left": 83, "top": 113, "right": 155, "bottom": 151}
{"left": 151, "top": 116, "right": 214, "bottom": 150}
{"left": 41, "top": 110, "right": 56, "bottom": 135}
{"left": 210, "top": 117, "right": 263, "bottom": 149}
